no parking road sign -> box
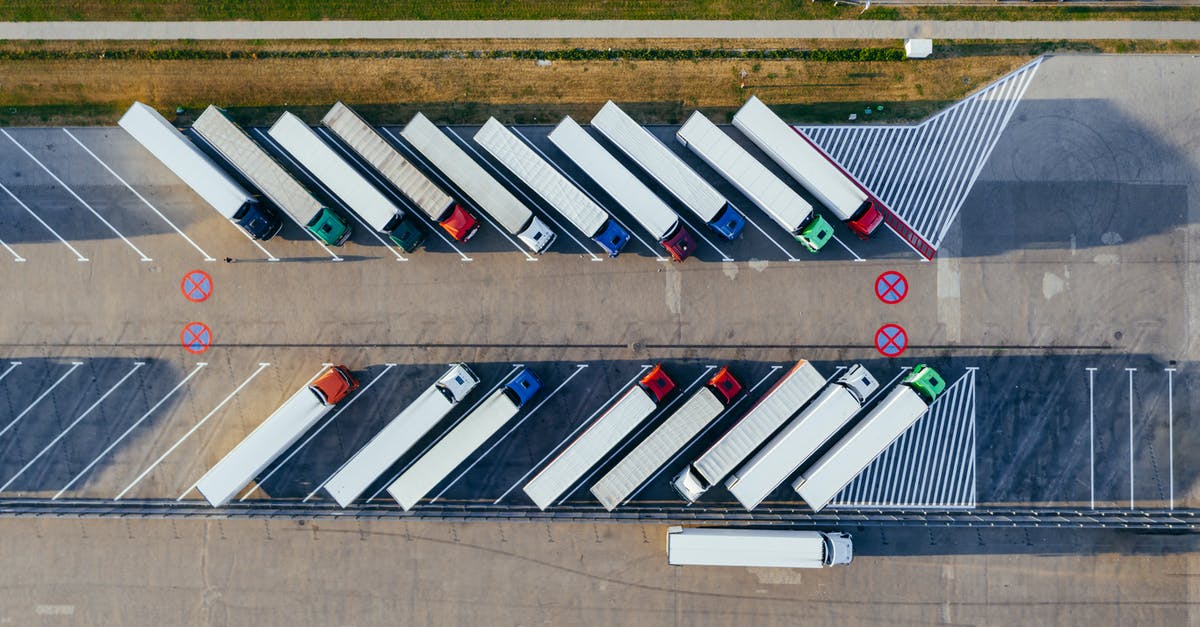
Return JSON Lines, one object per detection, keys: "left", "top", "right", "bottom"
{"left": 181, "top": 270, "right": 213, "bottom": 303}
{"left": 181, "top": 322, "right": 213, "bottom": 354}
{"left": 875, "top": 324, "right": 908, "bottom": 357}
{"left": 875, "top": 270, "right": 908, "bottom": 304}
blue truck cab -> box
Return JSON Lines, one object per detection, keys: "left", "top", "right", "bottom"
{"left": 233, "top": 198, "right": 284, "bottom": 240}
{"left": 593, "top": 220, "right": 631, "bottom": 257}
{"left": 504, "top": 368, "right": 543, "bottom": 407}
{"left": 707, "top": 202, "right": 746, "bottom": 240}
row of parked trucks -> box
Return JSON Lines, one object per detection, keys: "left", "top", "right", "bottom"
{"left": 118, "top": 96, "right": 883, "bottom": 261}
{"left": 191, "top": 361, "right": 945, "bottom": 517}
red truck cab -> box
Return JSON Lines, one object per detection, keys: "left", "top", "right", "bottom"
{"left": 706, "top": 367, "right": 743, "bottom": 405}
{"left": 440, "top": 203, "right": 481, "bottom": 242}
{"left": 638, "top": 364, "right": 675, "bottom": 404}
{"left": 310, "top": 365, "right": 360, "bottom": 406}
{"left": 846, "top": 200, "right": 884, "bottom": 239}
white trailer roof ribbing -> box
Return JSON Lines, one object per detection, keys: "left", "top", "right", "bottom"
{"left": 667, "top": 528, "right": 827, "bottom": 568}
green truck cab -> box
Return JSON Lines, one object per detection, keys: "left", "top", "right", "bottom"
{"left": 904, "top": 364, "right": 946, "bottom": 404}
{"left": 306, "top": 208, "right": 353, "bottom": 246}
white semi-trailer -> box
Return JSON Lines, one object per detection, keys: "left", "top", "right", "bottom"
{"left": 386, "top": 369, "right": 542, "bottom": 511}
{"left": 548, "top": 117, "right": 697, "bottom": 262}
{"left": 725, "top": 365, "right": 879, "bottom": 511}
{"left": 590, "top": 367, "right": 742, "bottom": 511}
{"left": 195, "top": 366, "right": 358, "bottom": 507}
{"left": 675, "top": 110, "right": 834, "bottom": 253}
{"left": 191, "top": 105, "right": 353, "bottom": 247}
{"left": 324, "top": 363, "right": 479, "bottom": 508}
{"left": 793, "top": 365, "right": 946, "bottom": 512}
{"left": 672, "top": 360, "right": 825, "bottom": 503}
{"left": 732, "top": 96, "right": 884, "bottom": 239}
{"left": 321, "top": 102, "right": 480, "bottom": 243}
{"left": 400, "top": 113, "right": 556, "bottom": 254}
{"left": 267, "top": 112, "right": 427, "bottom": 252}
{"left": 118, "top": 102, "right": 283, "bottom": 240}
{"left": 590, "top": 101, "right": 747, "bottom": 240}
{"left": 523, "top": 365, "right": 675, "bottom": 510}
{"left": 473, "top": 117, "right": 631, "bottom": 257}
{"left": 667, "top": 527, "right": 853, "bottom": 568}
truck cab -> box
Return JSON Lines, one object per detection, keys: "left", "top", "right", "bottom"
{"left": 905, "top": 364, "right": 946, "bottom": 404}
{"left": 672, "top": 467, "right": 709, "bottom": 503}
{"left": 797, "top": 214, "right": 835, "bottom": 253}
{"left": 387, "top": 214, "right": 428, "bottom": 253}
{"left": 233, "top": 200, "right": 284, "bottom": 241}
{"left": 440, "top": 202, "right": 480, "bottom": 242}
{"left": 306, "top": 208, "right": 353, "bottom": 246}
{"left": 707, "top": 367, "right": 743, "bottom": 405}
{"left": 663, "top": 224, "right": 699, "bottom": 262}
{"left": 436, "top": 363, "right": 480, "bottom": 404}
{"left": 504, "top": 368, "right": 542, "bottom": 407}
{"left": 593, "top": 220, "right": 631, "bottom": 257}
{"left": 837, "top": 364, "right": 879, "bottom": 404}
{"left": 846, "top": 200, "right": 884, "bottom": 239}
{"left": 309, "top": 365, "right": 360, "bottom": 406}
{"left": 518, "top": 216, "right": 558, "bottom": 254}
{"left": 707, "top": 202, "right": 747, "bottom": 240}
{"left": 821, "top": 531, "right": 854, "bottom": 566}
{"left": 639, "top": 364, "right": 675, "bottom": 404}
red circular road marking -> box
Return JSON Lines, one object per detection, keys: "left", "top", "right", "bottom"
{"left": 181, "top": 270, "right": 214, "bottom": 303}
{"left": 875, "top": 270, "right": 908, "bottom": 304}
{"left": 181, "top": 322, "right": 213, "bottom": 354}
{"left": 874, "top": 323, "right": 908, "bottom": 357}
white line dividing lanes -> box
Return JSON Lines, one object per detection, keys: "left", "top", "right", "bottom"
{"left": 54, "top": 362, "right": 207, "bottom": 499}
{"left": 0, "top": 362, "right": 144, "bottom": 492}
{"left": 0, "top": 180, "right": 89, "bottom": 261}
{"left": 1166, "top": 367, "right": 1175, "bottom": 510}
{"left": 241, "top": 364, "right": 396, "bottom": 502}
{"left": 493, "top": 364, "right": 651, "bottom": 504}
{"left": 431, "top": 364, "right": 587, "bottom": 504}
{"left": 63, "top": 128, "right": 216, "bottom": 261}
{"left": 0, "top": 361, "right": 20, "bottom": 384}
{"left": 0, "top": 235, "right": 24, "bottom": 262}
{"left": 0, "top": 361, "right": 83, "bottom": 441}
{"left": 1126, "top": 367, "right": 1136, "bottom": 510}
{"left": 1086, "top": 367, "right": 1096, "bottom": 510}
{"left": 1, "top": 129, "right": 151, "bottom": 261}
{"left": 115, "top": 362, "right": 270, "bottom": 501}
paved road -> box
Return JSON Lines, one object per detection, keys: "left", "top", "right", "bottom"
{"left": 0, "top": 19, "right": 1198, "bottom": 40}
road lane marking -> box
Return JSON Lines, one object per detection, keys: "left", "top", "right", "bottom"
{"left": 0, "top": 180, "right": 88, "bottom": 261}
{"left": 115, "top": 362, "right": 269, "bottom": 501}
{"left": 0, "top": 362, "right": 144, "bottom": 491}
{"left": 1166, "top": 367, "right": 1175, "bottom": 510}
{"left": 0, "top": 361, "right": 20, "bottom": 383}
{"left": 1087, "top": 367, "right": 1096, "bottom": 510}
{"left": 1, "top": 129, "right": 151, "bottom": 261}
{"left": 1126, "top": 367, "right": 1136, "bottom": 510}
{"left": 0, "top": 361, "right": 83, "bottom": 440}
{"left": 0, "top": 235, "right": 24, "bottom": 261}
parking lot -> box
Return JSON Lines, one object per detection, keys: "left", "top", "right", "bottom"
{"left": 1, "top": 54, "right": 1198, "bottom": 522}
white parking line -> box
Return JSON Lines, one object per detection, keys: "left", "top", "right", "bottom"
{"left": 260, "top": 127, "right": 408, "bottom": 262}
{"left": 1, "top": 129, "right": 151, "bottom": 261}
{"left": 365, "top": 364, "right": 522, "bottom": 503}
{"left": 381, "top": 127, "right": 535, "bottom": 262}
{"left": 115, "top": 362, "right": 269, "bottom": 501}
{"left": 0, "top": 361, "right": 20, "bottom": 383}
{"left": 315, "top": 127, "right": 474, "bottom": 261}
{"left": 494, "top": 364, "right": 650, "bottom": 504}
{"left": 0, "top": 361, "right": 144, "bottom": 492}
{"left": 561, "top": 366, "right": 715, "bottom": 507}
{"left": 0, "top": 361, "right": 83, "bottom": 440}
{"left": 54, "top": 362, "right": 206, "bottom": 499}
{"left": 0, "top": 235, "right": 24, "bottom": 262}
{"left": 1126, "top": 367, "right": 1136, "bottom": 510}
{"left": 63, "top": 129, "right": 216, "bottom": 261}
{"left": 511, "top": 127, "right": 664, "bottom": 260}
{"left": 247, "top": 129, "right": 344, "bottom": 262}
{"left": 0, "top": 180, "right": 88, "bottom": 261}
{"left": 244, "top": 364, "right": 396, "bottom": 502}
{"left": 446, "top": 127, "right": 601, "bottom": 261}
{"left": 829, "top": 233, "right": 864, "bottom": 262}
{"left": 432, "top": 364, "right": 587, "bottom": 503}
{"left": 728, "top": 201, "right": 799, "bottom": 261}
{"left": 1086, "top": 367, "right": 1096, "bottom": 510}
{"left": 1166, "top": 367, "right": 1175, "bottom": 510}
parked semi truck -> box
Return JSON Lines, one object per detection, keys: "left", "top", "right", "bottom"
{"left": 667, "top": 527, "right": 853, "bottom": 568}
{"left": 548, "top": 117, "right": 697, "bottom": 261}
{"left": 473, "top": 117, "right": 630, "bottom": 257}
{"left": 324, "top": 364, "right": 479, "bottom": 508}
{"left": 118, "top": 102, "right": 283, "bottom": 240}
{"left": 672, "top": 360, "right": 825, "bottom": 503}
{"left": 191, "top": 105, "right": 353, "bottom": 246}
{"left": 590, "top": 367, "right": 742, "bottom": 511}
{"left": 267, "top": 112, "right": 426, "bottom": 252}
{"left": 523, "top": 365, "right": 675, "bottom": 510}
{"left": 386, "top": 368, "right": 542, "bottom": 510}
{"left": 590, "top": 101, "right": 747, "bottom": 240}
{"left": 400, "top": 113, "right": 556, "bottom": 254}
{"left": 732, "top": 96, "right": 884, "bottom": 238}
{"left": 321, "top": 102, "right": 480, "bottom": 243}
{"left": 195, "top": 366, "right": 359, "bottom": 507}
{"left": 675, "top": 111, "right": 834, "bottom": 253}
{"left": 793, "top": 365, "right": 946, "bottom": 512}
{"left": 725, "top": 365, "right": 878, "bottom": 511}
